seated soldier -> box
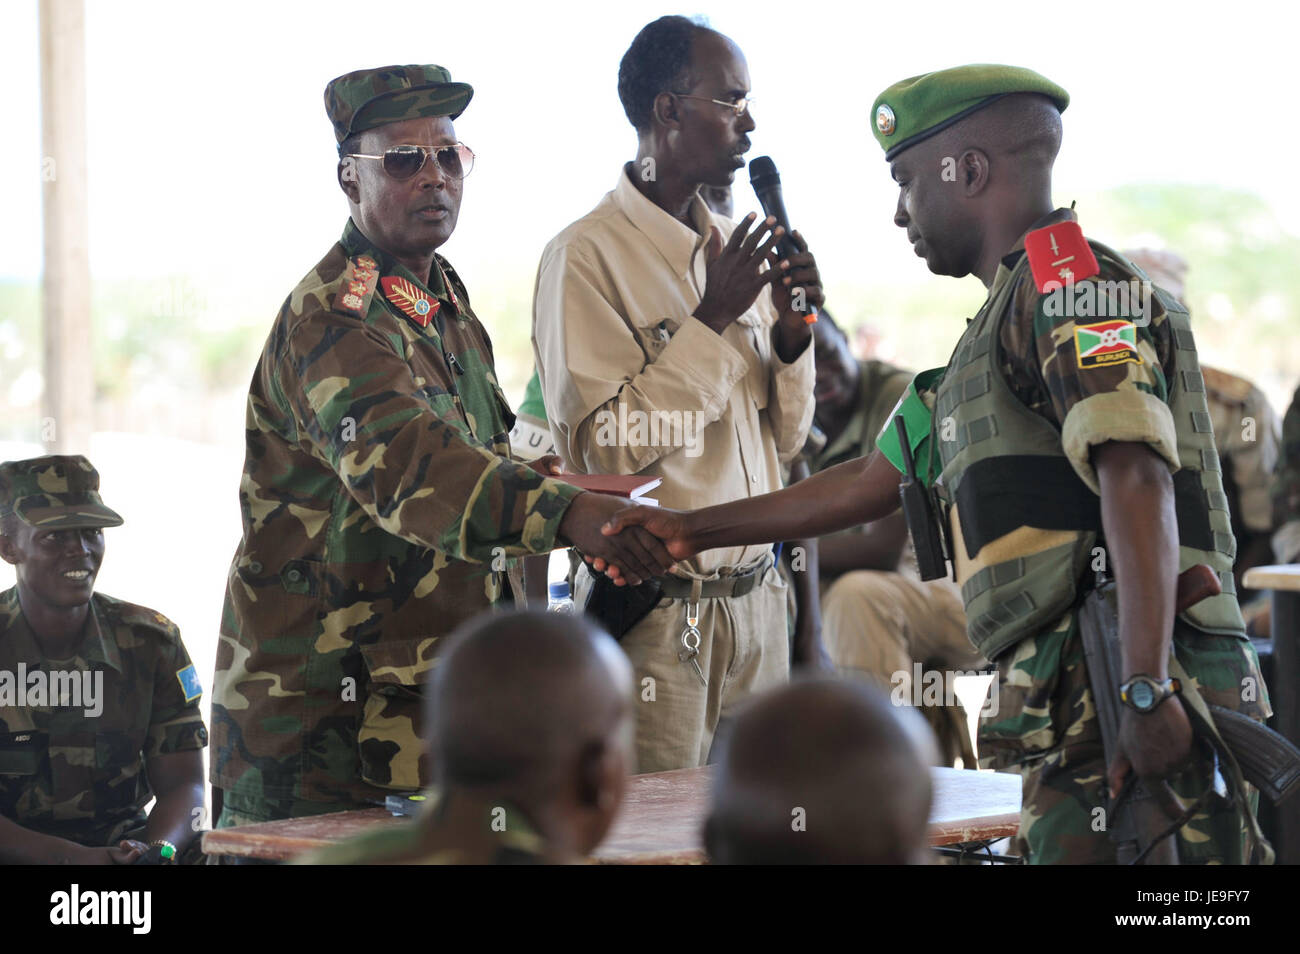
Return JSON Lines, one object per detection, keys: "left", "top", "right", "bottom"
{"left": 0, "top": 456, "right": 207, "bottom": 865}
{"left": 301, "top": 608, "right": 634, "bottom": 864}
{"left": 799, "top": 313, "right": 986, "bottom": 765}
{"left": 704, "top": 677, "right": 938, "bottom": 864}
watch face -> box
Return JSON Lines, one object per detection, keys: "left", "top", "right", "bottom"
{"left": 1130, "top": 681, "right": 1156, "bottom": 710}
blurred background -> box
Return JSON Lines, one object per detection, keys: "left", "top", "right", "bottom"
{"left": 4, "top": 0, "right": 1299, "bottom": 730}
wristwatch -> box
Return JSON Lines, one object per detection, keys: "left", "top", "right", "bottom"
{"left": 1119, "top": 674, "right": 1181, "bottom": 713}
{"left": 148, "top": 840, "right": 178, "bottom": 865}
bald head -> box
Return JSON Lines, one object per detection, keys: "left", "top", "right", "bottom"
{"left": 430, "top": 610, "right": 634, "bottom": 803}
{"left": 705, "top": 678, "right": 937, "bottom": 864}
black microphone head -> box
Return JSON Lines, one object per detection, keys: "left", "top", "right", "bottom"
{"left": 749, "top": 155, "right": 780, "bottom": 191}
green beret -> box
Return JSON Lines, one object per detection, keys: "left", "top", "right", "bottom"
{"left": 0, "top": 455, "right": 123, "bottom": 530}
{"left": 871, "top": 64, "right": 1069, "bottom": 161}
{"left": 324, "top": 64, "right": 473, "bottom": 148}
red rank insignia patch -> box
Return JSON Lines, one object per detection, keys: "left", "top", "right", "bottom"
{"left": 335, "top": 256, "right": 378, "bottom": 318}
{"left": 1024, "top": 221, "right": 1100, "bottom": 293}
{"left": 381, "top": 276, "right": 439, "bottom": 328}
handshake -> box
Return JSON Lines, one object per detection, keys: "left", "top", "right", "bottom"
{"left": 556, "top": 490, "right": 695, "bottom": 585}
{"left": 531, "top": 457, "right": 697, "bottom": 584}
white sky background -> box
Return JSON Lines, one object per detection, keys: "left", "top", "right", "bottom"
{"left": 4, "top": 0, "right": 1299, "bottom": 300}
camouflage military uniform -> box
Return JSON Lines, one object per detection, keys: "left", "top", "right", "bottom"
{"left": 0, "top": 588, "right": 208, "bottom": 847}
{"left": 1271, "top": 383, "right": 1300, "bottom": 563}
{"left": 212, "top": 219, "right": 582, "bottom": 822}
{"left": 960, "top": 211, "right": 1271, "bottom": 863}
{"left": 295, "top": 793, "right": 546, "bottom": 865}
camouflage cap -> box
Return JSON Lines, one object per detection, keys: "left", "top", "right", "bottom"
{"left": 0, "top": 456, "right": 124, "bottom": 530}
{"left": 871, "top": 64, "right": 1069, "bottom": 162}
{"left": 324, "top": 65, "right": 473, "bottom": 148}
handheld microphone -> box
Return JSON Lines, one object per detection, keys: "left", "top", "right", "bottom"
{"left": 749, "top": 155, "right": 816, "bottom": 322}
{"left": 748, "top": 155, "right": 801, "bottom": 260}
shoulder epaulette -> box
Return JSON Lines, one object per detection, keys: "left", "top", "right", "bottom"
{"left": 332, "top": 253, "right": 380, "bottom": 319}
{"left": 97, "top": 594, "right": 179, "bottom": 637}
{"left": 1024, "top": 220, "right": 1100, "bottom": 293}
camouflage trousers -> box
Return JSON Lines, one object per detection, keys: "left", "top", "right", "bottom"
{"left": 978, "top": 610, "right": 1270, "bottom": 864}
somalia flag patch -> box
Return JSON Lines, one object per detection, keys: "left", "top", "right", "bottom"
{"left": 176, "top": 665, "right": 203, "bottom": 703}
{"left": 1075, "top": 319, "right": 1141, "bottom": 369}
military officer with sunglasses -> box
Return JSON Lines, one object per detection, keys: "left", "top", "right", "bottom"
{"left": 211, "top": 65, "right": 674, "bottom": 826}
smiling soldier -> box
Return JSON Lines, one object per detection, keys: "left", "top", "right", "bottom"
{"left": 0, "top": 456, "right": 206, "bottom": 865}
{"left": 212, "top": 65, "right": 673, "bottom": 827}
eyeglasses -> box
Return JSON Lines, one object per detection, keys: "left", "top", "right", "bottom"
{"left": 671, "top": 93, "right": 754, "bottom": 117}
{"left": 345, "top": 142, "right": 475, "bottom": 181}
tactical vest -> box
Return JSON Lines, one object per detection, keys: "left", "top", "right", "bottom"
{"left": 933, "top": 241, "right": 1245, "bottom": 661}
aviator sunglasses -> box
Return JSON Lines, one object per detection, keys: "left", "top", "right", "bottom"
{"left": 345, "top": 142, "right": 476, "bottom": 181}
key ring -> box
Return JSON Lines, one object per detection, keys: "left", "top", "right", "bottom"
{"left": 682, "top": 599, "right": 701, "bottom": 652}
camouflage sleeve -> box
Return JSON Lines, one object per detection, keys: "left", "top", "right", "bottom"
{"left": 1007, "top": 266, "right": 1180, "bottom": 494}
{"left": 144, "top": 617, "right": 208, "bottom": 759}
{"left": 278, "top": 315, "right": 582, "bottom": 562}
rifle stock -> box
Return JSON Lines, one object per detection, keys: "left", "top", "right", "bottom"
{"left": 1081, "top": 563, "right": 1298, "bottom": 864}
{"left": 1078, "top": 578, "right": 1179, "bottom": 863}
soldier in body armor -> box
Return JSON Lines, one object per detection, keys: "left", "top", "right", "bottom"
{"left": 599, "top": 64, "right": 1270, "bottom": 863}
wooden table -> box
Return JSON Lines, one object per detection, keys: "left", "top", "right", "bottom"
{"left": 203, "top": 766, "right": 1021, "bottom": 864}
{"left": 1243, "top": 564, "right": 1300, "bottom": 864}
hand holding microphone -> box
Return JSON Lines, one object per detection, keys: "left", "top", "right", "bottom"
{"left": 750, "top": 156, "right": 824, "bottom": 351}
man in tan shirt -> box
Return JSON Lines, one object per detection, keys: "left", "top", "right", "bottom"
{"left": 532, "top": 16, "right": 819, "bottom": 771}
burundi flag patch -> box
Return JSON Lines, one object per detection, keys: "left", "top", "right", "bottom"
{"left": 176, "top": 664, "right": 203, "bottom": 703}
{"left": 1075, "top": 319, "right": 1141, "bottom": 369}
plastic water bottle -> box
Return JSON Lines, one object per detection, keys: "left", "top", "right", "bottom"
{"left": 548, "top": 580, "right": 575, "bottom": 614}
